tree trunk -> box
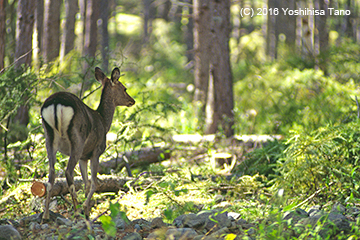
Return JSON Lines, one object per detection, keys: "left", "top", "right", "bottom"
{"left": 42, "top": 0, "right": 61, "bottom": 63}
{"left": 314, "top": 0, "right": 328, "bottom": 72}
{"left": 99, "top": 147, "right": 171, "bottom": 174}
{"left": 15, "top": 0, "right": 35, "bottom": 67}
{"left": 0, "top": 0, "right": 5, "bottom": 70}
{"left": 100, "top": 0, "right": 109, "bottom": 72}
{"left": 277, "top": 0, "right": 296, "bottom": 48}
{"left": 184, "top": 0, "right": 193, "bottom": 62}
{"left": 60, "top": 0, "right": 78, "bottom": 61}
{"left": 193, "top": 0, "right": 211, "bottom": 111}
{"left": 35, "top": 0, "right": 44, "bottom": 54}
{"left": 82, "top": 0, "right": 100, "bottom": 91}
{"left": 266, "top": 0, "right": 278, "bottom": 60}
{"left": 204, "top": 0, "right": 234, "bottom": 137}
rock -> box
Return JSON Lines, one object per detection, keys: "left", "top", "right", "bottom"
{"left": 123, "top": 232, "right": 142, "bottom": 240}
{"left": 283, "top": 208, "right": 308, "bottom": 225}
{"left": 29, "top": 221, "right": 41, "bottom": 231}
{"left": 166, "top": 228, "right": 198, "bottom": 240}
{"left": 56, "top": 217, "right": 73, "bottom": 226}
{"left": 331, "top": 203, "right": 346, "bottom": 214}
{"left": 151, "top": 217, "right": 167, "bottom": 229}
{"left": 0, "top": 225, "right": 21, "bottom": 240}
{"left": 204, "top": 211, "right": 232, "bottom": 231}
{"left": 228, "top": 212, "right": 241, "bottom": 220}
{"left": 214, "top": 195, "right": 226, "bottom": 204}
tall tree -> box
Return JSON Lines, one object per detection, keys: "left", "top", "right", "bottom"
{"left": 0, "top": 0, "right": 5, "bottom": 70}
{"left": 43, "top": 0, "right": 61, "bottom": 63}
{"left": 82, "top": 0, "right": 100, "bottom": 92}
{"left": 15, "top": 0, "right": 35, "bottom": 67}
{"left": 193, "top": 0, "right": 211, "bottom": 106}
{"left": 35, "top": 0, "right": 44, "bottom": 54}
{"left": 12, "top": 0, "right": 36, "bottom": 142}
{"left": 266, "top": 0, "right": 278, "bottom": 60}
{"left": 60, "top": 0, "right": 78, "bottom": 61}
{"left": 100, "top": 0, "right": 109, "bottom": 72}
{"left": 204, "top": 0, "right": 234, "bottom": 137}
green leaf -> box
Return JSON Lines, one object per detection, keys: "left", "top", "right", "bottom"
{"left": 99, "top": 215, "right": 117, "bottom": 237}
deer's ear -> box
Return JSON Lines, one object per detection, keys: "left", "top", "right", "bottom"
{"left": 111, "top": 68, "right": 120, "bottom": 82}
{"left": 95, "top": 67, "right": 107, "bottom": 84}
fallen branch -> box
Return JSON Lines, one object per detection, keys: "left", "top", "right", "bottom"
{"left": 31, "top": 175, "right": 131, "bottom": 198}
{"left": 99, "top": 147, "right": 171, "bottom": 174}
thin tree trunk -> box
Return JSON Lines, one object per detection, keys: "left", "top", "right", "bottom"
{"left": 100, "top": 0, "right": 109, "bottom": 72}
{"left": 82, "top": 0, "right": 100, "bottom": 91}
{"left": 60, "top": 0, "right": 78, "bottom": 61}
{"left": 42, "top": 0, "right": 61, "bottom": 63}
{"left": 35, "top": 0, "right": 44, "bottom": 55}
{"left": 15, "top": 0, "right": 35, "bottom": 67}
{"left": 0, "top": 0, "right": 5, "bottom": 70}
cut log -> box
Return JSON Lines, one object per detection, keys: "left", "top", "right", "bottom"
{"left": 99, "top": 147, "right": 171, "bottom": 174}
{"left": 31, "top": 175, "right": 131, "bottom": 198}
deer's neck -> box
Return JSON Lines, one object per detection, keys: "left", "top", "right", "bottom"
{"left": 96, "top": 87, "right": 115, "bottom": 133}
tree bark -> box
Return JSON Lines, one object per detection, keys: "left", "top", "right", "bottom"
{"left": 32, "top": 176, "right": 130, "bottom": 198}
{"left": 193, "top": 0, "right": 211, "bottom": 106}
{"left": 204, "top": 0, "right": 234, "bottom": 138}
{"left": 100, "top": 0, "right": 109, "bottom": 72}
{"left": 43, "top": 0, "right": 61, "bottom": 63}
{"left": 99, "top": 147, "right": 171, "bottom": 174}
{"left": 15, "top": 0, "right": 35, "bottom": 67}
{"left": 0, "top": 0, "right": 5, "bottom": 70}
{"left": 60, "top": 0, "right": 78, "bottom": 61}
{"left": 82, "top": 0, "right": 100, "bottom": 90}
{"left": 35, "top": 0, "right": 44, "bottom": 54}
{"left": 266, "top": 0, "right": 278, "bottom": 60}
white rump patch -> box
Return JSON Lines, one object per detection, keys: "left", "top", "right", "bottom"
{"left": 42, "top": 104, "right": 74, "bottom": 137}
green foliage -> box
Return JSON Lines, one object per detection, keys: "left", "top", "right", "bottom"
{"left": 234, "top": 140, "right": 287, "bottom": 178}
{"left": 0, "top": 66, "right": 38, "bottom": 123}
{"left": 234, "top": 66, "right": 357, "bottom": 134}
{"left": 99, "top": 202, "right": 129, "bottom": 237}
{"left": 273, "top": 121, "right": 360, "bottom": 202}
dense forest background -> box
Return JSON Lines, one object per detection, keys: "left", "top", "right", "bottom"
{"left": 2, "top": 0, "right": 360, "bottom": 238}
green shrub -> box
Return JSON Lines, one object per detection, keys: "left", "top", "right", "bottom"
{"left": 272, "top": 121, "right": 360, "bottom": 202}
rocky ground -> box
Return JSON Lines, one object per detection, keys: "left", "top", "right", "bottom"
{"left": 0, "top": 201, "right": 358, "bottom": 240}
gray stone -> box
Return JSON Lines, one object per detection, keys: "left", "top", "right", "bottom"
{"left": 123, "top": 232, "right": 142, "bottom": 240}
{"left": 283, "top": 208, "right": 308, "bottom": 225}
{"left": 331, "top": 203, "right": 346, "bottom": 214}
{"left": 228, "top": 212, "right": 241, "bottom": 220}
{"left": 0, "top": 225, "right": 21, "bottom": 240}
{"left": 56, "top": 217, "right": 72, "bottom": 226}
{"left": 151, "top": 217, "right": 167, "bottom": 229}
{"left": 29, "top": 222, "right": 41, "bottom": 231}
{"left": 204, "top": 212, "right": 232, "bottom": 231}
{"left": 166, "top": 228, "right": 198, "bottom": 240}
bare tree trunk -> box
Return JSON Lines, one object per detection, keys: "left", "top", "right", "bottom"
{"left": 0, "top": 0, "right": 5, "bottom": 70}
{"left": 60, "top": 0, "right": 78, "bottom": 61}
{"left": 277, "top": 0, "right": 296, "bottom": 47}
{"left": 266, "top": 0, "right": 278, "bottom": 60}
{"left": 193, "top": 0, "right": 211, "bottom": 107}
{"left": 35, "top": 0, "right": 44, "bottom": 55}
{"left": 15, "top": 0, "right": 35, "bottom": 67}
{"left": 82, "top": 0, "right": 100, "bottom": 91}
{"left": 100, "top": 0, "right": 109, "bottom": 72}
{"left": 12, "top": 0, "right": 35, "bottom": 142}
{"left": 314, "top": 0, "right": 328, "bottom": 72}
{"left": 204, "top": 0, "right": 234, "bottom": 137}
{"left": 42, "top": 0, "right": 61, "bottom": 63}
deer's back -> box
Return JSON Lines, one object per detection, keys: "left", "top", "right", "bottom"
{"left": 41, "top": 92, "right": 106, "bottom": 159}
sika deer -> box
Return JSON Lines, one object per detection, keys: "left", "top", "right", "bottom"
{"left": 41, "top": 67, "right": 135, "bottom": 221}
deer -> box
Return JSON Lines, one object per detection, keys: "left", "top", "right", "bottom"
{"left": 41, "top": 67, "right": 135, "bottom": 221}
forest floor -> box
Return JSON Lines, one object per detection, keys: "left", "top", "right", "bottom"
{"left": 0, "top": 136, "right": 359, "bottom": 239}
